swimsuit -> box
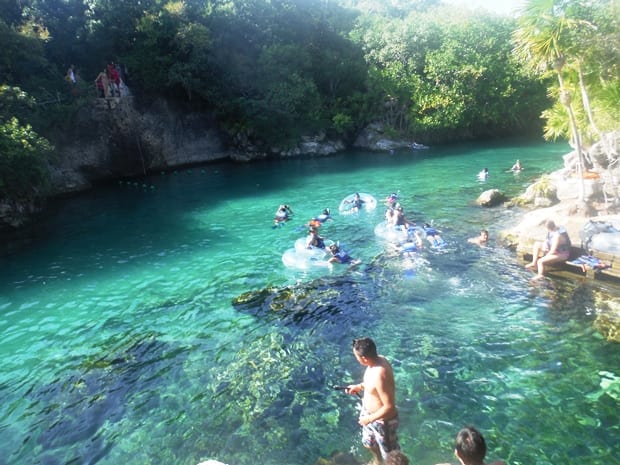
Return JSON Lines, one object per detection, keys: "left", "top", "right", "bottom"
{"left": 309, "top": 237, "right": 325, "bottom": 248}
{"left": 546, "top": 231, "right": 571, "bottom": 258}
{"left": 334, "top": 251, "right": 350, "bottom": 263}
{"left": 360, "top": 409, "right": 400, "bottom": 459}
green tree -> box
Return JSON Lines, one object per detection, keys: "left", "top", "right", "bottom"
{"left": 0, "top": 86, "right": 53, "bottom": 202}
{"left": 353, "top": 5, "right": 546, "bottom": 142}
{"left": 513, "top": 0, "right": 584, "bottom": 199}
{"left": 513, "top": 0, "right": 620, "bottom": 202}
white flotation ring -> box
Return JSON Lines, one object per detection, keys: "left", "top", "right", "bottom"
{"left": 282, "top": 248, "right": 331, "bottom": 269}
{"left": 339, "top": 193, "right": 377, "bottom": 214}
{"left": 374, "top": 221, "right": 410, "bottom": 243}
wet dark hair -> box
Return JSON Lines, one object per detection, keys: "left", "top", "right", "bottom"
{"left": 455, "top": 425, "right": 486, "bottom": 465}
{"left": 352, "top": 337, "right": 377, "bottom": 358}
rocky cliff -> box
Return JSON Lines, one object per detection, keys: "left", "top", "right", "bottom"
{"left": 1, "top": 96, "right": 417, "bottom": 232}
{"left": 47, "top": 97, "right": 229, "bottom": 195}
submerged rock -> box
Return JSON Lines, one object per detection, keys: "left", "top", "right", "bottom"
{"left": 593, "top": 290, "right": 620, "bottom": 343}
{"left": 232, "top": 275, "right": 376, "bottom": 327}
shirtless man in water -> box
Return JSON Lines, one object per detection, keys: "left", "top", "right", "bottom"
{"left": 346, "top": 337, "right": 399, "bottom": 465}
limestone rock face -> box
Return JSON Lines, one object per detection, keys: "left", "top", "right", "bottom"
{"left": 0, "top": 199, "right": 41, "bottom": 229}
{"left": 475, "top": 189, "right": 506, "bottom": 207}
{"left": 353, "top": 122, "right": 414, "bottom": 151}
{"left": 48, "top": 98, "right": 227, "bottom": 195}
{"left": 587, "top": 130, "right": 620, "bottom": 171}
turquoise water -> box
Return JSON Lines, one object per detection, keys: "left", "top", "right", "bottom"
{"left": 1, "top": 140, "right": 618, "bottom": 465}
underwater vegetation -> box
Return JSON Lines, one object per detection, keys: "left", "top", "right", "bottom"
{"left": 232, "top": 274, "right": 378, "bottom": 328}
{"left": 25, "top": 332, "right": 188, "bottom": 465}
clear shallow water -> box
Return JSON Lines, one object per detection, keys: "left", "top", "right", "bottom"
{"left": 1, "top": 140, "right": 618, "bottom": 465}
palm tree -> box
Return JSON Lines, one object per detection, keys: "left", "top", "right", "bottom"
{"left": 512, "top": 0, "right": 587, "bottom": 202}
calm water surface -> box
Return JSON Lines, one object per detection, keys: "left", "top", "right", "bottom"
{"left": 1, "top": 140, "right": 618, "bottom": 465}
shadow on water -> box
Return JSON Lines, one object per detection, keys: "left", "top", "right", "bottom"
{"left": 24, "top": 333, "right": 189, "bottom": 465}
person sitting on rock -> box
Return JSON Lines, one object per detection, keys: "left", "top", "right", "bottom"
{"left": 525, "top": 219, "right": 571, "bottom": 278}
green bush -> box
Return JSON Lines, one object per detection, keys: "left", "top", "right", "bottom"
{"left": 0, "top": 116, "right": 53, "bottom": 201}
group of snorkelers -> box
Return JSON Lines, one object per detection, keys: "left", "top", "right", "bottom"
{"left": 276, "top": 190, "right": 490, "bottom": 266}
{"left": 273, "top": 202, "right": 358, "bottom": 265}
{"left": 382, "top": 193, "right": 447, "bottom": 255}
{"left": 304, "top": 212, "right": 360, "bottom": 265}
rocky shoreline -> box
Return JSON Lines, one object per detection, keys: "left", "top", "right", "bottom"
{"left": 495, "top": 133, "right": 620, "bottom": 343}
{"left": 500, "top": 131, "right": 620, "bottom": 256}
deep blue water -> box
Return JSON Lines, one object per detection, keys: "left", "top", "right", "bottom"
{"left": 0, "top": 140, "right": 618, "bottom": 465}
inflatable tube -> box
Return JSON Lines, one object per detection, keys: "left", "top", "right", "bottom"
{"left": 374, "top": 221, "right": 409, "bottom": 243}
{"left": 282, "top": 248, "right": 331, "bottom": 269}
{"left": 339, "top": 193, "right": 377, "bottom": 214}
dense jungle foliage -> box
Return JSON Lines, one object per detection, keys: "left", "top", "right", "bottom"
{"left": 0, "top": 0, "right": 618, "bottom": 203}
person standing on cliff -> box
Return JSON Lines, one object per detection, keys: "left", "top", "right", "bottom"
{"left": 346, "top": 337, "right": 400, "bottom": 464}
{"left": 107, "top": 62, "right": 121, "bottom": 97}
{"left": 65, "top": 64, "right": 76, "bottom": 84}
{"left": 95, "top": 70, "right": 110, "bottom": 98}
